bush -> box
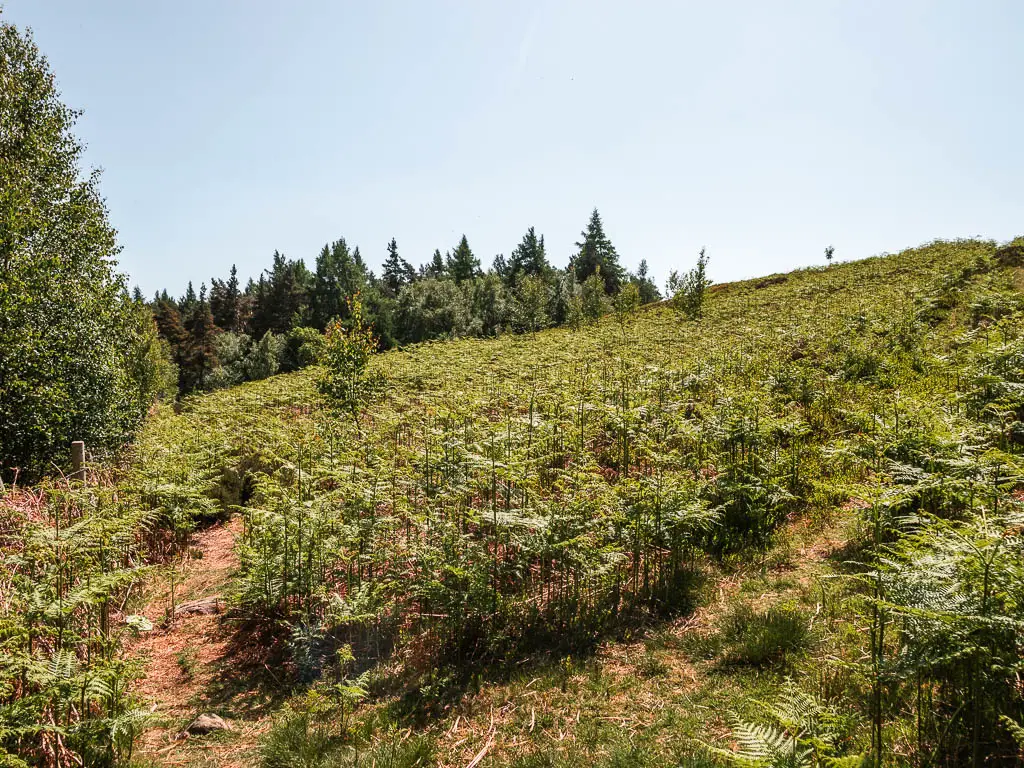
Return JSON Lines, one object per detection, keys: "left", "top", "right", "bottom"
{"left": 283, "top": 326, "right": 326, "bottom": 372}
{"left": 244, "top": 331, "right": 286, "bottom": 381}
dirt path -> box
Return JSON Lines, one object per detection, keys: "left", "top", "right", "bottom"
{"left": 131, "top": 516, "right": 274, "bottom": 767}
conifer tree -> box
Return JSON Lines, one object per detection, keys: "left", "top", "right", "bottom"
{"left": 424, "top": 249, "right": 447, "bottom": 279}
{"left": 183, "top": 298, "right": 219, "bottom": 390}
{"left": 181, "top": 280, "right": 198, "bottom": 312}
{"left": 311, "top": 239, "right": 363, "bottom": 330}
{"left": 210, "top": 264, "right": 242, "bottom": 331}
{"left": 381, "top": 237, "right": 416, "bottom": 297}
{"left": 571, "top": 208, "right": 624, "bottom": 294}
{"left": 508, "top": 226, "right": 551, "bottom": 286}
{"left": 447, "top": 235, "right": 480, "bottom": 283}
{"left": 632, "top": 259, "right": 662, "bottom": 304}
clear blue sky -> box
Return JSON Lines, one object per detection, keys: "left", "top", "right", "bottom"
{"left": 4, "top": 1, "right": 1023, "bottom": 297}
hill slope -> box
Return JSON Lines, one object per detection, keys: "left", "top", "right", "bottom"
{"left": 5, "top": 238, "right": 1024, "bottom": 767}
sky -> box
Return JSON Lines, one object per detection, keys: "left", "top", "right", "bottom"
{"left": 4, "top": 1, "right": 1023, "bottom": 297}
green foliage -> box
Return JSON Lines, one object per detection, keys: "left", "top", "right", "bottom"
{"left": 446, "top": 235, "right": 480, "bottom": 283}
{"left": 512, "top": 274, "right": 551, "bottom": 335}
{"left": 581, "top": 269, "right": 610, "bottom": 322}
{"left": 572, "top": 209, "right": 624, "bottom": 294}
{"left": 612, "top": 281, "right": 641, "bottom": 335}
{"left": 716, "top": 604, "right": 812, "bottom": 667}
{"left": 706, "top": 683, "right": 865, "bottom": 767}
{"left": 285, "top": 326, "right": 327, "bottom": 371}
{"left": 0, "top": 16, "right": 169, "bottom": 478}
{"left": 318, "top": 294, "right": 384, "bottom": 414}
{"left": 667, "top": 248, "right": 712, "bottom": 320}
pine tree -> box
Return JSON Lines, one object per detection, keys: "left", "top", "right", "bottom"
{"left": 251, "top": 250, "right": 313, "bottom": 336}
{"left": 381, "top": 238, "right": 416, "bottom": 298}
{"left": 508, "top": 226, "right": 551, "bottom": 286}
{"left": 571, "top": 208, "right": 624, "bottom": 294}
{"left": 447, "top": 235, "right": 480, "bottom": 283}
{"left": 210, "top": 264, "right": 242, "bottom": 331}
{"left": 424, "top": 249, "right": 447, "bottom": 279}
{"left": 183, "top": 298, "right": 218, "bottom": 390}
{"left": 153, "top": 299, "right": 188, "bottom": 368}
{"left": 632, "top": 259, "right": 662, "bottom": 304}
{"left": 181, "top": 280, "right": 198, "bottom": 312}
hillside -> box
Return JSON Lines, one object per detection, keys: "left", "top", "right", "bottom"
{"left": 4, "top": 238, "right": 1024, "bottom": 767}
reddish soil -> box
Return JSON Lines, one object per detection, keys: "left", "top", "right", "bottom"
{"left": 131, "top": 517, "right": 274, "bottom": 767}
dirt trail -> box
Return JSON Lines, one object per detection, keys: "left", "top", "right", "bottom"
{"left": 131, "top": 516, "right": 270, "bottom": 767}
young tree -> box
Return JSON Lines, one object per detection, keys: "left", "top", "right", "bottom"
{"left": 318, "top": 293, "right": 384, "bottom": 418}
{"left": 581, "top": 268, "right": 610, "bottom": 322}
{"left": 571, "top": 209, "right": 624, "bottom": 294}
{"left": 612, "top": 281, "right": 641, "bottom": 336}
{"left": 447, "top": 235, "right": 480, "bottom": 283}
{"left": 0, "top": 17, "right": 167, "bottom": 476}
{"left": 825, "top": 244, "right": 835, "bottom": 263}
{"left": 667, "top": 247, "right": 711, "bottom": 320}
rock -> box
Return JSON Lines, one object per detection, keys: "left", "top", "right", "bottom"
{"left": 174, "top": 596, "right": 222, "bottom": 617}
{"left": 185, "top": 713, "right": 232, "bottom": 735}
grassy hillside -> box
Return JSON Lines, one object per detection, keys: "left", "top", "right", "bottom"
{"left": 5, "top": 239, "right": 1024, "bottom": 767}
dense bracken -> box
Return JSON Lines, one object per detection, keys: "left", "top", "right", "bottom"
{"left": 4, "top": 238, "right": 1024, "bottom": 767}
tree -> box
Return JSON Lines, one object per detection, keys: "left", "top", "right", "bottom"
{"left": 512, "top": 274, "right": 550, "bottom": 335}
{"left": 447, "top": 235, "right": 480, "bottom": 283}
{"left": 825, "top": 245, "right": 835, "bottom": 263}
{"left": 153, "top": 298, "right": 189, "bottom": 368}
{"left": 632, "top": 259, "right": 661, "bottom": 304}
{"left": 310, "top": 238, "right": 364, "bottom": 330}
{"left": 507, "top": 226, "right": 550, "bottom": 286}
{"left": 667, "top": 247, "right": 711, "bottom": 320}
{"left": 423, "top": 249, "right": 447, "bottom": 279}
{"left": 181, "top": 280, "right": 198, "bottom": 313}
{"left": 250, "top": 250, "right": 313, "bottom": 337}
{"left": 0, "top": 17, "right": 167, "bottom": 477}
{"left": 318, "top": 293, "right": 384, "bottom": 418}
{"left": 182, "top": 298, "right": 219, "bottom": 390}
{"left": 396, "top": 278, "right": 470, "bottom": 342}
{"left": 210, "top": 264, "right": 242, "bottom": 331}
{"left": 571, "top": 209, "right": 624, "bottom": 294}
{"left": 612, "top": 281, "right": 641, "bottom": 336}
{"left": 581, "top": 268, "right": 610, "bottom": 322}
{"left": 381, "top": 237, "right": 416, "bottom": 298}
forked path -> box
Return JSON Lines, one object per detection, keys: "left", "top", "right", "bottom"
{"left": 132, "top": 516, "right": 269, "bottom": 767}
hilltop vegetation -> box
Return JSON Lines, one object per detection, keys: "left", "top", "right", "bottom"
{"left": 6, "top": 235, "right": 1024, "bottom": 767}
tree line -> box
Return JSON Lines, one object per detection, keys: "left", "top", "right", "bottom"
{"left": 147, "top": 208, "right": 665, "bottom": 394}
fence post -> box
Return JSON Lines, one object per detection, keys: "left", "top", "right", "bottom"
{"left": 71, "top": 440, "right": 86, "bottom": 482}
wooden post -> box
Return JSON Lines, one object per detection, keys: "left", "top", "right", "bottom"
{"left": 71, "top": 440, "right": 86, "bottom": 482}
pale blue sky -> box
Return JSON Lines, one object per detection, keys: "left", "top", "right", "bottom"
{"left": 5, "top": 1, "right": 1022, "bottom": 296}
